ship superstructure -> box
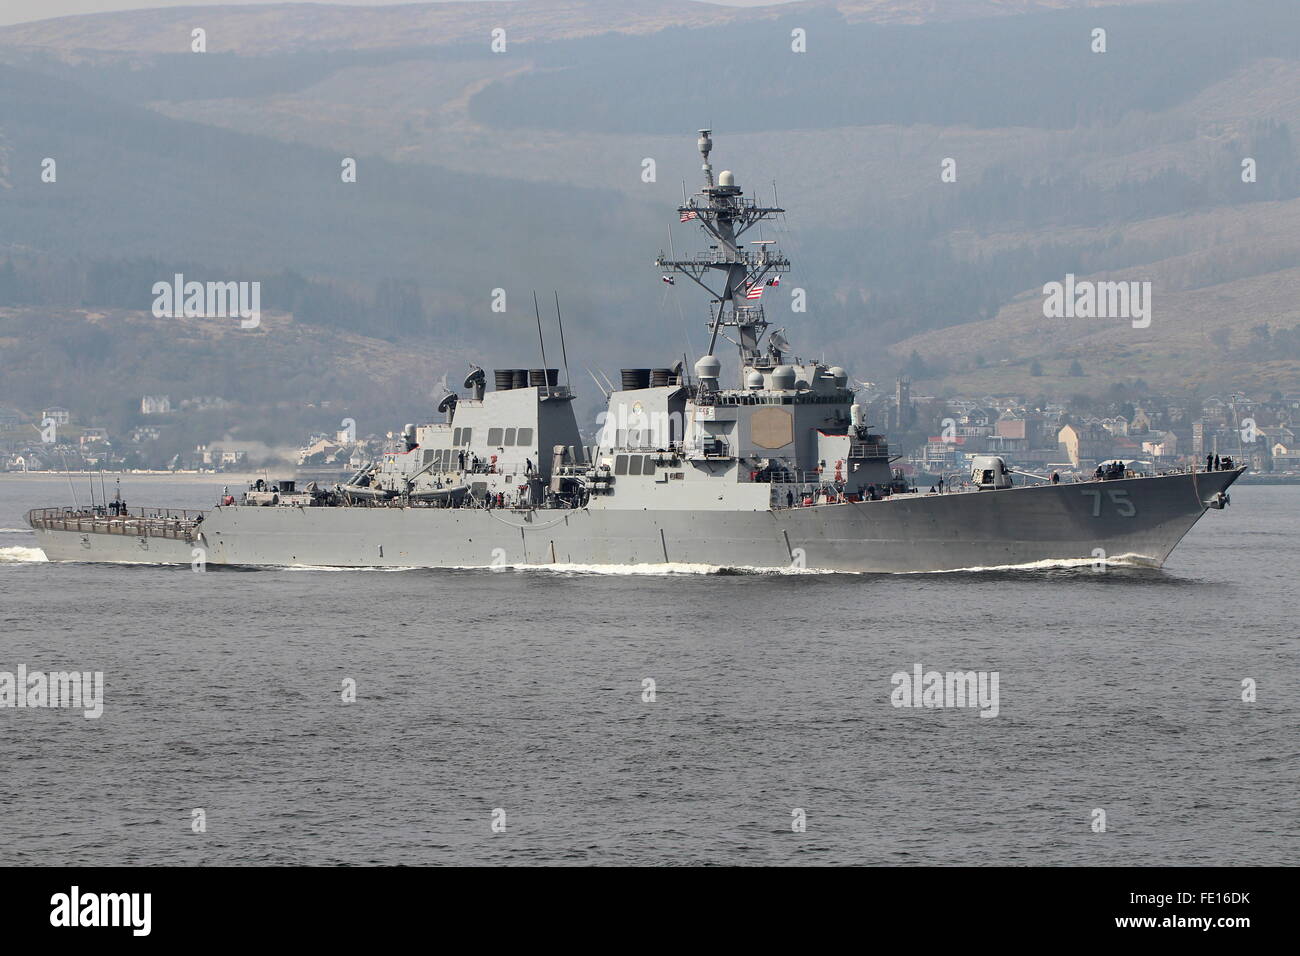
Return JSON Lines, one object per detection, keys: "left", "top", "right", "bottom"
{"left": 28, "top": 132, "right": 1243, "bottom": 571}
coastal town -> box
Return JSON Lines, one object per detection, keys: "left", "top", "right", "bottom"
{"left": 3, "top": 379, "right": 1298, "bottom": 483}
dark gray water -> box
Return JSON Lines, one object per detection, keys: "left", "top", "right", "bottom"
{"left": 0, "top": 476, "right": 1294, "bottom": 865}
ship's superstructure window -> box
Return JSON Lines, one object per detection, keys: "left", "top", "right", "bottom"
{"left": 505, "top": 428, "right": 517, "bottom": 446}
{"left": 453, "top": 428, "right": 462, "bottom": 445}
{"left": 423, "top": 449, "right": 436, "bottom": 466}
{"left": 487, "top": 428, "right": 503, "bottom": 446}
{"left": 460, "top": 428, "right": 472, "bottom": 446}
{"left": 517, "top": 428, "right": 533, "bottom": 446}
{"left": 612, "top": 453, "right": 658, "bottom": 475}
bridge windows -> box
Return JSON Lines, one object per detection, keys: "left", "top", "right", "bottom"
{"left": 517, "top": 428, "right": 533, "bottom": 446}
{"left": 487, "top": 427, "right": 503, "bottom": 446}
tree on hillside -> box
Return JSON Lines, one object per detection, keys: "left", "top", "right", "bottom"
{"left": 1068, "top": 359, "right": 1083, "bottom": 377}
{"left": 903, "top": 350, "right": 929, "bottom": 380}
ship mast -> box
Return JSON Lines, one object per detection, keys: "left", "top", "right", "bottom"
{"left": 656, "top": 130, "right": 791, "bottom": 374}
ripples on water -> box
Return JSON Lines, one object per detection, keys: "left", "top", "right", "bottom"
{"left": 0, "top": 478, "right": 1293, "bottom": 865}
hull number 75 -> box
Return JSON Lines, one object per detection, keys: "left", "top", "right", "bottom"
{"left": 1081, "top": 488, "right": 1136, "bottom": 517}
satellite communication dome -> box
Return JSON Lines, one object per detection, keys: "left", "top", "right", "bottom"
{"left": 770, "top": 365, "right": 796, "bottom": 390}
{"left": 718, "top": 170, "right": 735, "bottom": 186}
{"left": 695, "top": 355, "right": 722, "bottom": 381}
{"left": 745, "top": 370, "right": 765, "bottom": 389}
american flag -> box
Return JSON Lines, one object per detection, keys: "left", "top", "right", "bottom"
{"left": 661, "top": 275, "right": 675, "bottom": 285}
{"left": 679, "top": 209, "right": 698, "bottom": 222}
{"left": 745, "top": 284, "right": 764, "bottom": 300}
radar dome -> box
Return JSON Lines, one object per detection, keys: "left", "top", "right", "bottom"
{"left": 718, "top": 170, "right": 735, "bottom": 186}
{"left": 745, "top": 370, "right": 765, "bottom": 389}
{"left": 694, "top": 355, "right": 722, "bottom": 381}
{"left": 770, "top": 365, "right": 796, "bottom": 390}
{"left": 829, "top": 366, "right": 848, "bottom": 387}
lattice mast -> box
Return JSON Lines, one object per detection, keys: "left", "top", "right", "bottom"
{"left": 656, "top": 131, "right": 791, "bottom": 373}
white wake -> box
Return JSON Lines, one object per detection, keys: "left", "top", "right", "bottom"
{"left": 0, "top": 545, "right": 49, "bottom": 563}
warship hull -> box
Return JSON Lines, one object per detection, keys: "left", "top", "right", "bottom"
{"left": 30, "top": 468, "right": 1242, "bottom": 572}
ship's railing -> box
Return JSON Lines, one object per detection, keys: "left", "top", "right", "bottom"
{"left": 26, "top": 506, "right": 203, "bottom": 539}
{"left": 658, "top": 249, "right": 788, "bottom": 269}
{"left": 849, "top": 440, "right": 889, "bottom": 458}
{"left": 694, "top": 391, "right": 846, "bottom": 408}
{"left": 750, "top": 470, "right": 833, "bottom": 485}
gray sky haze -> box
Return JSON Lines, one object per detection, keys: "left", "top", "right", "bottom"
{"left": 0, "top": 0, "right": 788, "bottom": 31}
{"left": 0, "top": 1, "right": 489, "bottom": 30}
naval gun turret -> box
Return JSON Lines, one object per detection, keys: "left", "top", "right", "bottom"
{"left": 970, "top": 456, "right": 1013, "bottom": 490}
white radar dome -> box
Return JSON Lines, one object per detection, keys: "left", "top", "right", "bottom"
{"left": 694, "top": 355, "right": 722, "bottom": 380}
{"left": 770, "top": 365, "right": 796, "bottom": 390}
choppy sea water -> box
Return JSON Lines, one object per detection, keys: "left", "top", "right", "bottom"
{"left": 0, "top": 476, "right": 1294, "bottom": 865}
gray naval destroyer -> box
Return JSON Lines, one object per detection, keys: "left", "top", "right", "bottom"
{"left": 29, "top": 132, "right": 1243, "bottom": 572}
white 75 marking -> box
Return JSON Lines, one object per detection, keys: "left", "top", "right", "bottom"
{"left": 1081, "top": 489, "right": 1136, "bottom": 517}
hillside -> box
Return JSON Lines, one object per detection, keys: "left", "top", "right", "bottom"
{"left": 0, "top": 1, "right": 1186, "bottom": 54}
{"left": 0, "top": 304, "right": 476, "bottom": 442}
{"left": 0, "top": 0, "right": 1297, "bottom": 414}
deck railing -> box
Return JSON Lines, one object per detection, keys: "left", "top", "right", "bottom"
{"left": 26, "top": 507, "right": 204, "bottom": 540}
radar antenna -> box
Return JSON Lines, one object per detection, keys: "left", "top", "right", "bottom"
{"left": 656, "top": 131, "right": 791, "bottom": 368}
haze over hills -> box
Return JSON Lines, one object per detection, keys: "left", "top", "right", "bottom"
{"left": 0, "top": 1, "right": 1194, "bottom": 50}
{"left": 1, "top": 0, "right": 1298, "bottom": 445}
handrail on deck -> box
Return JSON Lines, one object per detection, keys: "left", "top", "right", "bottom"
{"left": 26, "top": 506, "right": 204, "bottom": 540}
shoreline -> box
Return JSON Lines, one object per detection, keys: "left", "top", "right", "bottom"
{"left": 0, "top": 471, "right": 273, "bottom": 483}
